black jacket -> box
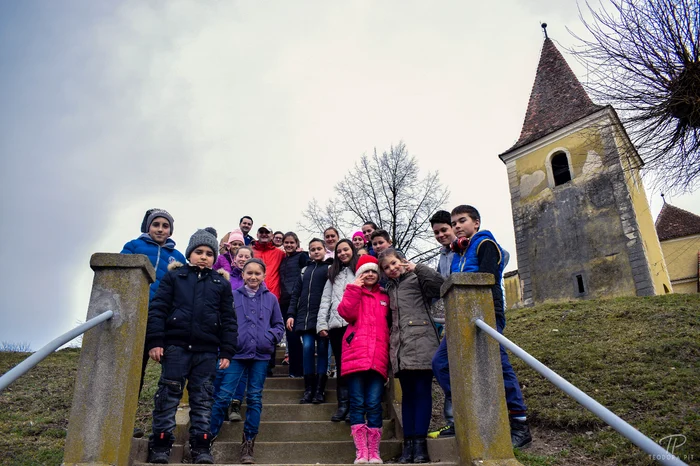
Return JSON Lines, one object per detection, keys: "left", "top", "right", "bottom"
{"left": 279, "top": 250, "right": 310, "bottom": 311}
{"left": 146, "top": 262, "right": 238, "bottom": 360}
{"left": 288, "top": 258, "right": 332, "bottom": 332}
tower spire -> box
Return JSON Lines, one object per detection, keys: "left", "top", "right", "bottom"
{"left": 541, "top": 22, "right": 548, "bottom": 39}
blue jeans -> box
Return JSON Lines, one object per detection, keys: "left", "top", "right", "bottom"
{"left": 398, "top": 370, "right": 433, "bottom": 437}
{"left": 347, "top": 370, "right": 384, "bottom": 428}
{"left": 301, "top": 330, "right": 328, "bottom": 375}
{"left": 210, "top": 359, "right": 269, "bottom": 438}
{"left": 151, "top": 346, "right": 217, "bottom": 438}
{"left": 431, "top": 315, "right": 527, "bottom": 414}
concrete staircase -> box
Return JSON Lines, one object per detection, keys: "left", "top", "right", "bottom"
{"left": 131, "top": 348, "right": 458, "bottom": 465}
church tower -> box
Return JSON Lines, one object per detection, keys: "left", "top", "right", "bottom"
{"left": 499, "top": 31, "right": 671, "bottom": 305}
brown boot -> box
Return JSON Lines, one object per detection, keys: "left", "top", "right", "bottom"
{"left": 240, "top": 433, "right": 256, "bottom": 464}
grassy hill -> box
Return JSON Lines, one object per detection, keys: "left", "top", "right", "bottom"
{"left": 0, "top": 293, "right": 698, "bottom": 465}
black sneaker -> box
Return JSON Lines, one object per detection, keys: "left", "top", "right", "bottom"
{"left": 147, "top": 448, "right": 170, "bottom": 464}
{"left": 510, "top": 418, "right": 532, "bottom": 448}
{"left": 190, "top": 433, "right": 214, "bottom": 464}
{"left": 228, "top": 399, "right": 243, "bottom": 422}
{"left": 133, "top": 427, "right": 144, "bottom": 438}
{"left": 147, "top": 432, "right": 172, "bottom": 464}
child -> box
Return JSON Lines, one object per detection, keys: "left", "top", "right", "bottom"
{"left": 210, "top": 258, "right": 284, "bottom": 464}
{"left": 380, "top": 248, "right": 443, "bottom": 464}
{"left": 145, "top": 227, "right": 237, "bottom": 464}
{"left": 279, "top": 232, "right": 309, "bottom": 378}
{"left": 369, "top": 230, "right": 392, "bottom": 256}
{"left": 357, "top": 247, "right": 369, "bottom": 257}
{"left": 213, "top": 229, "right": 245, "bottom": 273}
{"left": 323, "top": 227, "right": 340, "bottom": 260}
{"left": 337, "top": 254, "right": 390, "bottom": 464}
{"left": 317, "top": 239, "right": 358, "bottom": 422}
{"left": 352, "top": 231, "right": 367, "bottom": 251}
{"left": 447, "top": 204, "right": 531, "bottom": 448}
{"left": 286, "top": 238, "right": 332, "bottom": 403}
{"left": 121, "top": 208, "right": 186, "bottom": 438}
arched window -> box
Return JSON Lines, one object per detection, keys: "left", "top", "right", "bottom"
{"left": 551, "top": 152, "right": 572, "bottom": 186}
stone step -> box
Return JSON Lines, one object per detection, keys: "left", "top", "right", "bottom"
{"left": 217, "top": 420, "right": 394, "bottom": 442}
{"left": 264, "top": 377, "right": 337, "bottom": 390}
{"left": 240, "top": 403, "right": 384, "bottom": 422}
{"left": 259, "top": 389, "right": 338, "bottom": 404}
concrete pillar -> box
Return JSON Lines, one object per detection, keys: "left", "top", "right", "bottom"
{"left": 63, "top": 253, "right": 155, "bottom": 466}
{"left": 441, "top": 273, "right": 522, "bottom": 466}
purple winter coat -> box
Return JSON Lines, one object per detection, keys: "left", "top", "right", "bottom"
{"left": 232, "top": 283, "right": 285, "bottom": 361}
{"left": 214, "top": 254, "right": 244, "bottom": 292}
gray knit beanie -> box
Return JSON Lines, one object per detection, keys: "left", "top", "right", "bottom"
{"left": 143, "top": 209, "right": 175, "bottom": 234}
{"left": 186, "top": 227, "right": 219, "bottom": 261}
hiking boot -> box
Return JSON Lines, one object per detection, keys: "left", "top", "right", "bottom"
{"left": 147, "top": 432, "right": 173, "bottom": 464}
{"left": 300, "top": 374, "right": 316, "bottom": 404}
{"left": 133, "top": 426, "right": 145, "bottom": 438}
{"left": 510, "top": 418, "right": 532, "bottom": 448}
{"left": 428, "top": 424, "right": 455, "bottom": 438}
{"left": 413, "top": 437, "right": 430, "bottom": 463}
{"left": 397, "top": 437, "right": 414, "bottom": 464}
{"left": 190, "top": 433, "right": 214, "bottom": 464}
{"left": 240, "top": 433, "right": 256, "bottom": 464}
{"left": 312, "top": 373, "right": 328, "bottom": 404}
{"left": 331, "top": 384, "right": 349, "bottom": 422}
{"left": 228, "top": 399, "right": 243, "bottom": 422}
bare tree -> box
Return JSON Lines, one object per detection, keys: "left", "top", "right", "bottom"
{"left": 0, "top": 341, "right": 32, "bottom": 352}
{"left": 569, "top": 0, "right": 700, "bottom": 193}
{"left": 300, "top": 142, "right": 449, "bottom": 262}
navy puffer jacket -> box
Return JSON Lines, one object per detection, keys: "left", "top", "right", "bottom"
{"left": 146, "top": 262, "right": 238, "bottom": 360}
{"left": 288, "top": 258, "right": 332, "bottom": 332}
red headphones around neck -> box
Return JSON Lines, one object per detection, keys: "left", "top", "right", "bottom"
{"left": 450, "top": 237, "right": 470, "bottom": 253}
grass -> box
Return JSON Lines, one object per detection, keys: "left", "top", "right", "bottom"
{"left": 0, "top": 293, "right": 698, "bottom": 465}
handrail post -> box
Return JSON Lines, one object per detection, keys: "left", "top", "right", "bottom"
{"left": 441, "top": 273, "right": 522, "bottom": 466}
{"left": 63, "top": 253, "right": 155, "bottom": 466}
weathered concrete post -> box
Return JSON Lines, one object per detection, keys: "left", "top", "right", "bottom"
{"left": 441, "top": 273, "right": 522, "bottom": 466}
{"left": 63, "top": 253, "right": 155, "bottom": 466}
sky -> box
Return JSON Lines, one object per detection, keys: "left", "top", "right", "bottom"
{"left": 1, "top": 1, "right": 698, "bottom": 350}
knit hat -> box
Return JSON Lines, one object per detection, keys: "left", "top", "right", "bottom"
{"left": 141, "top": 208, "right": 175, "bottom": 234}
{"left": 355, "top": 254, "right": 379, "bottom": 276}
{"left": 186, "top": 227, "right": 219, "bottom": 260}
{"left": 227, "top": 229, "right": 245, "bottom": 244}
{"left": 352, "top": 231, "right": 366, "bottom": 243}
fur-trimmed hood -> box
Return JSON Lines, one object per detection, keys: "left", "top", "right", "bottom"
{"left": 167, "top": 261, "right": 231, "bottom": 281}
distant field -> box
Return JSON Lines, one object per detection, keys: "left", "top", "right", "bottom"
{"left": 0, "top": 293, "right": 698, "bottom": 465}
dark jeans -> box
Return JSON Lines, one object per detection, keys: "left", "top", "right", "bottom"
{"left": 431, "top": 315, "right": 527, "bottom": 414}
{"left": 210, "top": 359, "right": 269, "bottom": 438}
{"left": 347, "top": 370, "right": 384, "bottom": 428}
{"left": 329, "top": 327, "right": 347, "bottom": 380}
{"left": 151, "top": 345, "right": 217, "bottom": 438}
{"left": 287, "top": 329, "right": 303, "bottom": 377}
{"left": 301, "top": 330, "right": 329, "bottom": 375}
{"left": 398, "top": 370, "right": 433, "bottom": 437}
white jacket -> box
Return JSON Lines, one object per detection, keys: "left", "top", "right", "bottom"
{"left": 317, "top": 266, "right": 355, "bottom": 333}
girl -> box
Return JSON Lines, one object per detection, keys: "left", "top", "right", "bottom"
{"left": 357, "top": 247, "right": 369, "bottom": 257}
{"left": 213, "top": 229, "right": 245, "bottom": 273}
{"left": 317, "top": 239, "right": 358, "bottom": 422}
{"left": 210, "top": 258, "right": 285, "bottom": 464}
{"left": 279, "top": 232, "right": 309, "bottom": 378}
{"left": 352, "top": 231, "right": 367, "bottom": 251}
{"left": 337, "top": 254, "right": 390, "bottom": 464}
{"left": 323, "top": 227, "right": 340, "bottom": 260}
{"left": 380, "top": 248, "right": 443, "bottom": 464}
{"left": 287, "top": 238, "right": 332, "bottom": 403}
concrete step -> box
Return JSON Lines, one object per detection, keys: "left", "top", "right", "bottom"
{"left": 217, "top": 420, "right": 394, "bottom": 442}
{"left": 256, "top": 389, "right": 337, "bottom": 404}
{"left": 264, "top": 377, "right": 337, "bottom": 390}
{"left": 240, "top": 403, "right": 379, "bottom": 422}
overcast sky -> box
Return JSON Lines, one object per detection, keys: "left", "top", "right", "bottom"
{"left": 1, "top": 1, "right": 698, "bottom": 350}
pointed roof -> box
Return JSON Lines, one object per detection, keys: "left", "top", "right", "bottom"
{"left": 655, "top": 203, "right": 700, "bottom": 241}
{"left": 501, "top": 38, "right": 604, "bottom": 156}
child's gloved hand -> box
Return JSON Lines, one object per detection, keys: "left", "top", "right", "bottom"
{"left": 149, "top": 347, "right": 164, "bottom": 362}
{"left": 219, "top": 358, "right": 230, "bottom": 370}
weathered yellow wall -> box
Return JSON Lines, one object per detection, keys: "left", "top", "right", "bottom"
{"left": 660, "top": 235, "right": 700, "bottom": 294}
{"left": 504, "top": 273, "right": 522, "bottom": 309}
{"left": 616, "top": 130, "right": 673, "bottom": 294}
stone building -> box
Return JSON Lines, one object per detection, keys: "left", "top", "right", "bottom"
{"left": 655, "top": 203, "right": 700, "bottom": 294}
{"left": 498, "top": 35, "right": 671, "bottom": 307}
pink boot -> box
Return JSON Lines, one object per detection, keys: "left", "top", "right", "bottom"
{"left": 367, "top": 427, "right": 383, "bottom": 464}
{"left": 351, "top": 424, "right": 369, "bottom": 464}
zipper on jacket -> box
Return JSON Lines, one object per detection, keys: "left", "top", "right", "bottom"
{"left": 154, "top": 244, "right": 162, "bottom": 272}
{"left": 304, "top": 263, "right": 317, "bottom": 329}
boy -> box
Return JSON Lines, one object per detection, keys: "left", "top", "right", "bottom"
{"left": 146, "top": 227, "right": 238, "bottom": 464}
{"left": 121, "top": 208, "right": 187, "bottom": 438}
{"left": 369, "top": 229, "right": 393, "bottom": 255}
{"left": 443, "top": 205, "right": 531, "bottom": 448}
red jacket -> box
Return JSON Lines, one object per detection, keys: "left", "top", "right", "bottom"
{"left": 251, "top": 241, "right": 285, "bottom": 299}
{"left": 337, "top": 283, "right": 390, "bottom": 379}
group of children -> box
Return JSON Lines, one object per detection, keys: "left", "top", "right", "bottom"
{"left": 121, "top": 205, "right": 531, "bottom": 465}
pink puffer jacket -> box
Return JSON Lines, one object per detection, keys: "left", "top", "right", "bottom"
{"left": 337, "top": 283, "right": 390, "bottom": 379}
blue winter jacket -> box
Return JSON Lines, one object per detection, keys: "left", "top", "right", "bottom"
{"left": 121, "top": 234, "right": 187, "bottom": 301}
{"left": 232, "top": 284, "right": 285, "bottom": 361}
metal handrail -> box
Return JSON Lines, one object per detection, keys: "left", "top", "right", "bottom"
{"left": 474, "top": 318, "right": 687, "bottom": 466}
{"left": 0, "top": 310, "right": 114, "bottom": 393}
